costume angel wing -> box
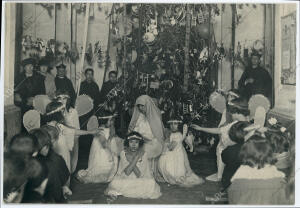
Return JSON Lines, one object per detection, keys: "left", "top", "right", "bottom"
{"left": 108, "top": 137, "right": 124, "bottom": 156}
{"left": 75, "top": 94, "right": 94, "bottom": 117}
{"left": 87, "top": 115, "right": 99, "bottom": 131}
{"left": 254, "top": 106, "right": 266, "bottom": 127}
{"left": 244, "top": 97, "right": 269, "bottom": 141}
{"left": 248, "top": 94, "right": 270, "bottom": 120}
{"left": 209, "top": 91, "right": 226, "bottom": 114}
{"left": 33, "top": 95, "right": 51, "bottom": 115}
{"left": 185, "top": 133, "right": 195, "bottom": 152}
{"left": 23, "top": 110, "right": 41, "bottom": 132}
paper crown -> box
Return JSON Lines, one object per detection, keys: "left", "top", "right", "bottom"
{"left": 167, "top": 119, "right": 182, "bottom": 124}
{"left": 127, "top": 135, "right": 143, "bottom": 140}
{"left": 55, "top": 94, "right": 70, "bottom": 99}
{"left": 97, "top": 114, "right": 116, "bottom": 120}
{"left": 46, "top": 105, "right": 65, "bottom": 116}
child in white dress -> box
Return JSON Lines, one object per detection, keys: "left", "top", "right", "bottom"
{"left": 191, "top": 98, "right": 249, "bottom": 182}
{"left": 44, "top": 101, "right": 101, "bottom": 196}
{"left": 105, "top": 132, "right": 161, "bottom": 200}
{"left": 76, "top": 111, "right": 119, "bottom": 183}
{"left": 55, "top": 91, "right": 80, "bottom": 174}
{"left": 158, "top": 117, "right": 204, "bottom": 187}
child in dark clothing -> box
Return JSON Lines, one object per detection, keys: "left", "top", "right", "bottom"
{"left": 221, "top": 121, "right": 251, "bottom": 189}
{"left": 22, "top": 158, "right": 49, "bottom": 203}
{"left": 30, "top": 128, "right": 70, "bottom": 203}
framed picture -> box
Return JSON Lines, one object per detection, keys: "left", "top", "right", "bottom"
{"left": 281, "top": 11, "right": 296, "bottom": 85}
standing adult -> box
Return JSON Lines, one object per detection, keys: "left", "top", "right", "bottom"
{"left": 98, "top": 71, "right": 118, "bottom": 105}
{"left": 37, "top": 58, "right": 56, "bottom": 99}
{"left": 128, "top": 95, "right": 165, "bottom": 181}
{"left": 238, "top": 50, "right": 272, "bottom": 101}
{"left": 54, "top": 64, "right": 76, "bottom": 107}
{"left": 79, "top": 68, "right": 100, "bottom": 107}
{"left": 15, "top": 58, "right": 45, "bottom": 115}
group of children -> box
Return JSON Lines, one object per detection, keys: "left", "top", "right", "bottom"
{"left": 3, "top": 88, "right": 294, "bottom": 204}
{"left": 190, "top": 90, "right": 293, "bottom": 204}
{"left": 4, "top": 90, "right": 101, "bottom": 203}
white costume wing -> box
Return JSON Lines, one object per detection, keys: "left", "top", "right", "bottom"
{"left": 87, "top": 115, "right": 99, "bottom": 131}
{"left": 75, "top": 94, "right": 94, "bottom": 117}
{"left": 23, "top": 110, "right": 41, "bottom": 132}
{"left": 248, "top": 94, "right": 270, "bottom": 120}
{"left": 254, "top": 106, "right": 266, "bottom": 127}
{"left": 33, "top": 95, "right": 51, "bottom": 115}
{"left": 108, "top": 137, "right": 124, "bottom": 156}
{"left": 185, "top": 133, "right": 195, "bottom": 152}
{"left": 209, "top": 91, "right": 226, "bottom": 114}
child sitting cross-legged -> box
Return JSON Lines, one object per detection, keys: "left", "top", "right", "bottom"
{"left": 105, "top": 131, "right": 161, "bottom": 200}
{"left": 228, "top": 135, "right": 288, "bottom": 205}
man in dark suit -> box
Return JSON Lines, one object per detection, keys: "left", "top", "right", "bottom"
{"left": 98, "top": 71, "right": 118, "bottom": 105}
{"left": 54, "top": 63, "right": 76, "bottom": 107}
{"left": 79, "top": 68, "right": 100, "bottom": 107}
{"left": 15, "top": 58, "right": 45, "bottom": 115}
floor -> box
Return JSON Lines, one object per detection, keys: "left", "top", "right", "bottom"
{"left": 67, "top": 135, "right": 226, "bottom": 204}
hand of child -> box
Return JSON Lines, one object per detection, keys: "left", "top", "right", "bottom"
{"left": 90, "top": 128, "right": 103, "bottom": 136}
{"left": 183, "top": 124, "right": 188, "bottom": 136}
{"left": 62, "top": 186, "right": 72, "bottom": 199}
{"left": 190, "top": 124, "right": 202, "bottom": 131}
{"left": 245, "top": 78, "right": 254, "bottom": 85}
{"left": 168, "top": 141, "right": 177, "bottom": 151}
{"left": 26, "top": 97, "right": 34, "bottom": 106}
{"left": 14, "top": 93, "right": 22, "bottom": 103}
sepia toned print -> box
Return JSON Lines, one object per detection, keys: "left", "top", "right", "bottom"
{"left": 2, "top": 1, "right": 298, "bottom": 206}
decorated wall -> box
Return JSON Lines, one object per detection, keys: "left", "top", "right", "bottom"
{"left": 215, "top": 4, "right": 265, "bottom": 91}
{"left": 21, "top": 3, "right": 114, "bottom": 90}
{"left": 273, "top": 3, "right": 297, "bottom": 118}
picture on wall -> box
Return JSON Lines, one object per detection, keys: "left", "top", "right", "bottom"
{"left": 281, "top": 11, "right": 296, "bottom": 85}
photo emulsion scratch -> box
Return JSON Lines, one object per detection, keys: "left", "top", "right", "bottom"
{"left": 1, "top": 1, "right": 298, "bottom": 207}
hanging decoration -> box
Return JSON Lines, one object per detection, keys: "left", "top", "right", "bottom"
{"left": 107, "top": 3, "right": 227, "bottom": 148}
{"left": 21, "top": 36, "right": 81, "bottom": 65}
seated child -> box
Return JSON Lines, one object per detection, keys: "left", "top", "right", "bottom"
{"left": 267, "top": 131, "right": 291, "bottom": 173}
{"left": 76, "top": 111, "right": 119, "bottom": 184}
{"left": 30, "top": 128, "right": 70, "bottom": 203}
{"left": 228, "top": 135, "right": 288, "bottom": 205}
{"left": 9, "top": 133, "right": 39, "bottom": 159}
{"left": 220, "top": 121, "right": 251, "bottom": 189}
{"left": 158, "top": 116, "right": 204, "bottom": 187}
{"left": 191, "top": 98, "right": 250, "bottom": 182}
{"left": 105, "top": 132, "right": 161, "bottom": 200}
{"left": 22, "top": 158, "right": 49, "bottom": 203}
{"left": 3, "top": 152, "right": 32, "bottom": 203}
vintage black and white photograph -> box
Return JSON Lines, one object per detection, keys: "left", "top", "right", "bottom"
{"left": 1, "top": 1, "right": 299, "bottom": 206}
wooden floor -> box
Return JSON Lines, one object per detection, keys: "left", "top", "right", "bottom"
{"left": 67, "top": 135, "right": 226, "bottom": 204}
